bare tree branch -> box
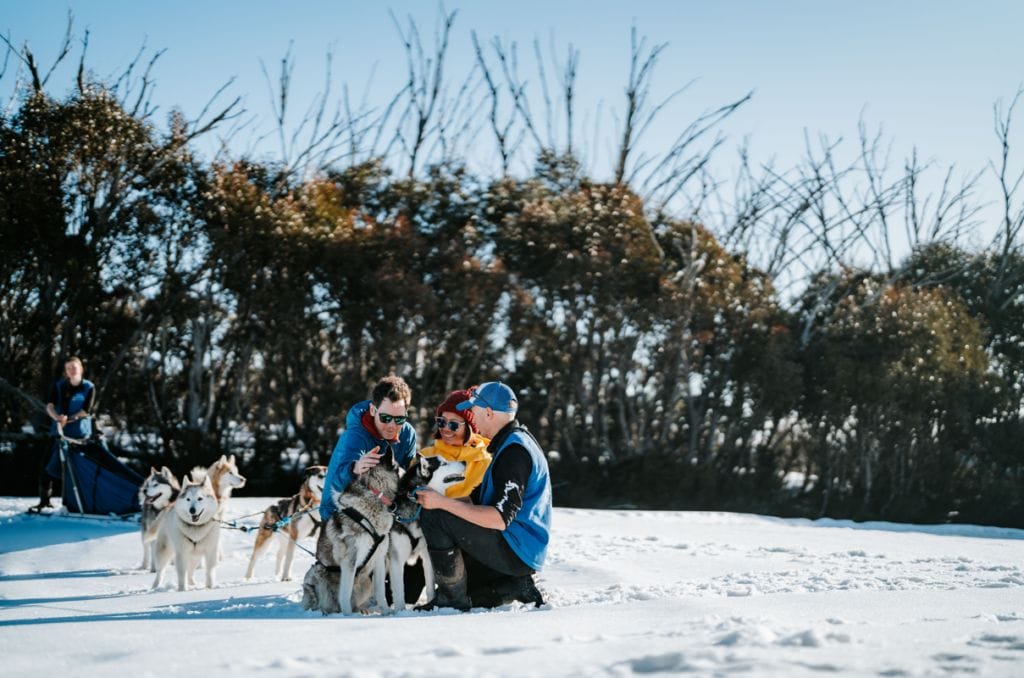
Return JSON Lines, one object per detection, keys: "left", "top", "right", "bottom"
{"left": 39, "top": 9, "right": 75, "bottom": 89}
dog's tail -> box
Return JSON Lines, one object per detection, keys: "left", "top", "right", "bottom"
{"left": 189, "top": 466, "right": 209, "bottom": 484}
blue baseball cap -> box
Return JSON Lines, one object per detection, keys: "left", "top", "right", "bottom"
{"left": 456, "top": 382, "right": 519, "bottom": 413}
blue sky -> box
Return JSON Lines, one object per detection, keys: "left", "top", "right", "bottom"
{"left": 5, "top": 1, "right": 1024, "bottom": 241}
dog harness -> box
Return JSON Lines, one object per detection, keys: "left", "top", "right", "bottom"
{"left": 330, "top": 505, "right": 388, "bottom": 575}
{"left": 176, "top": 514, "right": 217, "bottom": 547}
{"left": 395, "top": 485, "right": 428, "bottom": 524}
{"left": 318, "top": 481, "right": 397, "bottom": 574}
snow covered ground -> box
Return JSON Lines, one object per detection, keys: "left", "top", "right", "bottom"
{"left": 1, "top": 496, "right": 1022, "bottom": 677}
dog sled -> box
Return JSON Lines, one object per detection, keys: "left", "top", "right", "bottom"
{"left": 42, "top": 426, "right": 143, "bottom": 518}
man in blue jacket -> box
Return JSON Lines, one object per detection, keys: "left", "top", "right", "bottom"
{"left": 319, "top": 375, "right": 418, "bottom": 522}
{"left": 415, "top": 381, "right": 552, "bottom": 610}
{"left": 33, "top": 356, "right": 96, "bottom": 511}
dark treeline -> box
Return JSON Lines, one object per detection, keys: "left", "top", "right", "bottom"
{"left": 1, "top": 17, "right": 1022, "bottom": 526}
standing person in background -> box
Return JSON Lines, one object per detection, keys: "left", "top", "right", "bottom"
{"left": 33, "top": 356, "right": 95, "bottom": 511}
{"left": 415, "top": 381, "right": 551, "bottom": 610}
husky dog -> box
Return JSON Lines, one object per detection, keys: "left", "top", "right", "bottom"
{"left": 151, "top": 475, "right": 221, "bottom": 591}
{"left": 192, "top": 455, "right": 245, "bottom": 562}
{"left": 245, "top": 465, "right": 327, "bottom": 581}
{"left": 138, "top": 466, "right": 180, "bottom": 571}
{"left": 389, "top": 454, "right": 467, "bottom": 610}
{"left": 301, "top": 560, "right": 339, "bottom": 614}
{"left": 191, "top": 454, "right": 247, "bottom": 518}
{"left": 314, "top": 446, "right": 400, "bottom": 615}
{"left": 301, "top": 558, "right": 372, "bottom": 615}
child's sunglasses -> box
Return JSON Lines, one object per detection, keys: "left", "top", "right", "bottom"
{"left": 435, "top": 417, "right": 465, "bottom": 432}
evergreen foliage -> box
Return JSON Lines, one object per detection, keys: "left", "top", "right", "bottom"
{"left": 1, "top": 30, "right": 1021, "bottom": 526}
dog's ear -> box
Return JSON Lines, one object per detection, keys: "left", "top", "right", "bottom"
{"left": 202, "top": 475, "right": 215, "bottom": 494}
{"left": 150, "top": 466, "right": 158, "bottom": 475}
{"left": 380, "top": 445, "right": 395, "bottom": 467}
{"left": 229, "top": 454, "right": 236, "bottom": 465}
{"left": 162, "top": 467, "right": 180, "bottom": 488}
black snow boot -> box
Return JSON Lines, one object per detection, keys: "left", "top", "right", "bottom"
{"left": 470, "top": 574, "right": 545, "bottom": 608}
{"left": 416, "top": 548, "right": 471, "bottom": 611}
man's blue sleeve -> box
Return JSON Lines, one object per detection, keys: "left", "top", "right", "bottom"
{"left": 320, "top": 432, "right": 363, "bottom": 520}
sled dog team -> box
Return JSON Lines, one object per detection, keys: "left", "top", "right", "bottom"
{"left": 139, "top": 450, "right": 466, "bottom": 609}
{"left": 139, "top": 454, "right": 248, "bottom": 591}
{"left": 140, "top": 377, "right": 553, "bottom": 615}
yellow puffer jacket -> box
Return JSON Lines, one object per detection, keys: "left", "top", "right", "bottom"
{"left": 418, "top": 433, "right": 492, "bottom": 498}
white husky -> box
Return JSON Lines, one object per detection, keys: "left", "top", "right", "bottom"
{"left": 191, "top": 455, "right": 245, "bottom": 563}
{"left": 151, "top": 475, "right": 221, "bottom": 591}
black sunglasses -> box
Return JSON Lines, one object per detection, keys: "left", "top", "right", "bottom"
{"left": 435, "top": 417, "right": 465, "bottom": 432}
{"left": 377, "top": 412, "right": 408, "bottom": 425}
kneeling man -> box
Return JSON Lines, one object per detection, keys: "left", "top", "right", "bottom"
{"left": 414, "top": 381, "right": 551, "bottom": 610}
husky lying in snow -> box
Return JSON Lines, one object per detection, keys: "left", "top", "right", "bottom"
{"left": 389, "top": 454, "right": 467, "bottom": 609}
{"left": 151, "top": 475, "right": 220, "bottom": 591}
{"left": 245, "top": 465, "right": 326, "bottom": 581}
{"left": 303, "top": 447, "right": 400, "bottom": 615}
{"left": 138, "top": 466, "right": 181, "bottom": 572}
{"left": 301, "top": 558, "right": 372, "bottom": 615}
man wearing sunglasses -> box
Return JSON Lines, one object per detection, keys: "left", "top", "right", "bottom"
{"left": 414, "top": 381, "right": 551, "bottom": 610}
{"left": 319, "top": 376, "right": 418, "bottom": 522}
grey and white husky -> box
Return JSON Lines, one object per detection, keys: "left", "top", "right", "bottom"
{"left": 245, "top": 464, "right": 327, "bottom": 581}
{"left": 151, "top": 475, "right": 221, "bottom": 591}
{"left": 138, "top": 466, "right": 180, "bottom": 571}
{"left": 307, "top": 447, "right": 400, "bottom": 615}
{"left": 389, "top": 453, "right": 467, "bottom": 610}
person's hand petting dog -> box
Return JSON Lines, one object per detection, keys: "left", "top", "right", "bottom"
{"left": 352, "top": 446, "right": 381, "bottom": 475}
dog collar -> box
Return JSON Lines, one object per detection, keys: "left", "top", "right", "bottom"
{"left": 368, "top": 486, "right": 392, "bottom": 507}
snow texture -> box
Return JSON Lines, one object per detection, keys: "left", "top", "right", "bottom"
{"left": 1, "top": 497, "right": 1023, "bottom": 676}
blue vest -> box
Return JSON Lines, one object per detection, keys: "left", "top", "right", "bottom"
{"left": 478, "top": 427, "right": 552, "bottom": 571}
{"left": 51, "top": 378, "right": 94, "bottom": 439}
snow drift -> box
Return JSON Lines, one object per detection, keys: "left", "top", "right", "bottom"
{"left": 1, "top": 497, "right": 1022, "bottom": 676}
